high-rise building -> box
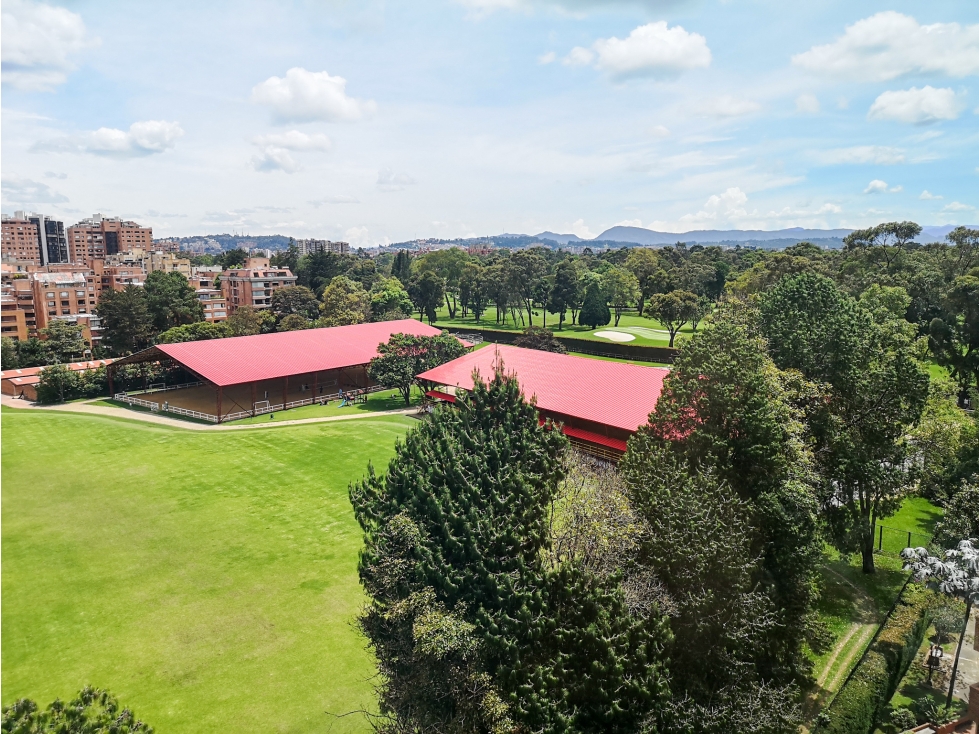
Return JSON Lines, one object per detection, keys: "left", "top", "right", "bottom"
{"left": 68, "top": 214, "right": 153, "bottom": 264}
{"left": 294, "top": 239, "right": 349, "bottom": 256}
{"left": 220, "top": 258, "right": 297, "bottom": 314}
{"left": 1, "top": 212, "right": 68, "bottom": 264}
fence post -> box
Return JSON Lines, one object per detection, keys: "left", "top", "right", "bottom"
{"left": 907, "top": 531, "right": 911, "bottom": 550}
{"left": 879, "top": 525, "right": 883, "bottom": 551}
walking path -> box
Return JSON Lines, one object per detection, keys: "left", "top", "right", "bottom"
{"left": 0, "top": 394, "right": 418, "bottom": 431}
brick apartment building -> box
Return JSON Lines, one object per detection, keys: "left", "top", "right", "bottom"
{"left": 68, "top": 214, "right": 153, "bottom": 264}
{"left": 295, "top": 239, "right": 349, "bottom": 256}
{"left": 2, "top": 212, "right": 69, "bottom": 264}
{"left": 106, "top": 248, "right": 190, "bottom": 277}
{"left": 197, "top": 288, "right": 228, "bottom": 322}
{"left": 220, "top": 258, "right": 297, "bottom": 314}
{"left": 1, "top": 289, "right": 29, "bottom": 341}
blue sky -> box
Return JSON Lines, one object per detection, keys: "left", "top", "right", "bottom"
{"left": 2, "top": 0, "right": 977, "bottom": 245}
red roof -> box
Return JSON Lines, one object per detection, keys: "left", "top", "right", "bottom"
{"left": 154, "top": 319, "right": 444, "bottom": 387}
{"left": 1, "top": 359, "right": 115, "bottom": 381}
{"left": 417, "top": 344, "right": 668, "bottom": 432}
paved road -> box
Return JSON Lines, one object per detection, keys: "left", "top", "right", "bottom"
{"left": 1, "top": 394, "right": 418, "bottom": 431}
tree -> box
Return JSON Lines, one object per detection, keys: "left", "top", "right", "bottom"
{"left": 625, "top": 248, "right": 661, "bottom": 316}
{"left": 416, "top": 248, "right": 471, "bottom": 318}
{"left": 511, "top": 250, "right": 549, "bottom": 326}
{"left": 929, "top": 275, "right": 979, "bottom": 396}
{"left": 157, "top": 321, "right": 231, "bottom": 343}
{"left": 407, "top": 270, "right": 445, "bottom": 325}
{"left": 603, "top": 266, "right": 640, "bottom": 327}
{"left": 319, "top": 276, "right": 370, "bottom": 327}
{"left": 350, "top": 367, "right": 670, "bottom": 733}
{"left": 458, "top": 262, "right": 487, "bottom": 321}
{"left": 270, "top": 285, "right": 320, "bottom": 322}
{"left": 270, "top": 241, "right": 299, "bottom": 271}
{"left": 225, "top": 305, "right": 275, "bottom": 336}
{"left": 644, "top": 290, "right": 698, "bottom": 347}
{"left": 97, "top": 285, "right": 155, "bottom": 355}
{"left": 579, "top": 274, "right": 611, "bottom": 329}
{"left": 16, "top": 336, "right": 50, "bottom": 367}
{"left": 933, "top": 480, "right": 979, "bottom": 549}
{"left": 220, "top": 248, "right": 248, "bottom": 269}
{"left": 2, "top": 685, "right": 153, "bottom": 733}
{"left": 689, "top": 296, "right": 714, "bottom": 332}
{"left": 514, "top": 325, "right": 567, "bottom": 353}
{"left": 35, "top": 364, "right": 80, "bottom": 404}
{"left": 346, "top": 258, "right": 382, "bottom": 290}
{"left": 369, "top": 277, "right": 413, "bottom": 321}
{"left": 296, "top": 251, "right": 353, "bottom": 294}
{"left": 144, "top": 271, "right": 203, "bottom": 332}
{"left": 760, "top": 274, "right": 930, "bottom": 573}
{"left": 41, "top": 320, "right": 87, "bottom": 363}
{"left": 391, "top": 249, "right": 412, "bottom": 285}
{"left": 1, "top": 336, "right": 18, "bottom": 369}
{"left": 366, "top": 332, "right": 466, "bottom": 405}
{"left": 621, "top": 441, "right": 803, "bottom": 734}
{"left": 902, "top": 540, "right": 979, "bottom": 710}
{"left": 278, "top": 313, "right": 311, "bottom": 331}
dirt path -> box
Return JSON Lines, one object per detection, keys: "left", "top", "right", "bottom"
{"left": 1, "top": 395, "right": 417, "bottom": 431}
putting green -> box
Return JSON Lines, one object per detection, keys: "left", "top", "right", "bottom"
{"left": 1, "top": 407, "right": 412, "bottom": 732}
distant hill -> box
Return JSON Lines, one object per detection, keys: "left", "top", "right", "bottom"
{"left": 595, "top": 226, "right": 855, "bottom": 246}
{"left": 532, "top": 231, "right": 583, "bottom": 244}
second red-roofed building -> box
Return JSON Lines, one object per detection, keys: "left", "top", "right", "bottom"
{"left": 417, "top": 344, "right": 668, "bottom": 460}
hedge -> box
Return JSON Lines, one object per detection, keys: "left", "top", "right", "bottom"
{"left": 816, "top": 583, "right": 933, "bottom": 734}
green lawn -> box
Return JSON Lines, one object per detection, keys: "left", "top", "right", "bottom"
{"left": 1, "top": 407, "right": 414, "bottom": 732}
{"left": 428, "top": 306, "right": 693, "bottom": 348}
{"left": 231, "top": 387, "right": 419, "bottom": 425}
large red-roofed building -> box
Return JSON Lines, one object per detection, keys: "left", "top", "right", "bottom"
{"left": 417, "top": 344, "right": 668, "bottom": 459}
{"left": 108, "top": 319, "right": 446, "bottom": 422}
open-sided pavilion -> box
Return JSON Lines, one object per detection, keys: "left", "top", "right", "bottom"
{"left": 108, "top": 319, "right": 445, "bottom": 423}
{"left": 417, "top": 344, "right": 669, "bottom": 460}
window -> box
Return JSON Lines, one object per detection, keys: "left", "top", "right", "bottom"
{"left": 47, "top": 301, "right": 55, "bottom": 307}
{"left": 60, "top": 291, "right": 68, "bottom": 297}
{"left": 46, "top": 292, "right": 55, "bottom": 298}
{"left": 76, "top": 291, "right": 85, "bottom": 296}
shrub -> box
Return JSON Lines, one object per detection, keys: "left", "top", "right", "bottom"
{"left": 1, "top": 685, "right": 152, "bottom": 732}
{"left": 890, "top": 707, "right": 916, "bottom": 732}
{"left": 932, "top": 600, "right": 966, "bottom": 643}
{"left": 816, "top": 583, "right": 932, "bottom": 734}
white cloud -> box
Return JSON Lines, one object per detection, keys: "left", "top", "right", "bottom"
{"left": 563, "top": 47, "right": 595, "bottom": 67}
{"left": 792, "top": 12, "right": 979, "bottom": 81}
{"left": 570, "top": 219, "right": 596, "bottom": 239}
{"left": 942, "top": 201, "right": 975, "bottom": 212}
{"left": 251, "top": 67, "right": 376, "bottom": 123}
{"left": 251, "top": 131, "right": 332, "bottom": 151}
{"left": 837, "top": 97, "right": 849, "bottom": 110}
{"left": 1, "top": 176, "right": 69, "bottom": 204}
{"left": 822, "top": 146, "right": 905, "bottom": 165}
{"left": 308, "top": 195, "right": 360, "bottom": 206}
{"left": 34, "top": 120, "right": 184, "bottom": 157}
{"left": 1, "top": 0, "right": 98, "bottom": 90}
{"left": 615, "top": 218, "right": 643, "bottom": 227}
{"left": 565, "top": 22, "right": 711, "bottom": 79}
{"left": 795, "top": 93, "right": 820, "bottom": 114}
{"left": 44, "top": 171, "right": 67, "bottom": 179}
{"left": 863, "top": 179, "right": 902, "bottom": 194}
{"left": 647, "top": 125, "right": 670, "bottom": 137}
{"left": 867, "top": 86, "right": 962, "bottom": 125}
{"left": 698, "top": 95, "right": 761, "bottom": 118}
{"left": 377, "top": 169, "right": 417, "bottom": 192}
{"left": 251, "top": 147, "right": 300, "bottom": 174}
{"left": 538, "top": 51, "right": 556, "bottom": 65}
{"left": 920, "top": 190, "right": 943, "bottom": 200}
{"left": 345, "top": 226, "right": 371, "bottom": 247}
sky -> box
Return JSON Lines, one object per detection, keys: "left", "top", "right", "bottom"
{"left": 1, "top": 0, "right": 978, "bottom": 246}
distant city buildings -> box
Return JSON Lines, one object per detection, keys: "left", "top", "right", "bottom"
{"left": 68, "top": 214, "right": 153, "bottom": 265}
{"left": 294, "top": 238, "right": 349, "bottom": 256}
{"left": 1, "top": 211, "right": 69, "bottom": 264}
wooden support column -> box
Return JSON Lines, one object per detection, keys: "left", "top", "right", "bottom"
{"left": 217, "top": 386, "right": 223, "bottom": 424}
{"left": 251, "top": 382, "right": 257, "bottom": 416}
{"left": 107, "top": 365, "right": 115, "bottom": 397}
{"left": 283, "top": 375, "right": 289, "bottom": 410}
{"left": 313, "top": 371, "right": 318, "bottom": 402}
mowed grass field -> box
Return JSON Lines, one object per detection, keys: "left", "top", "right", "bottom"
{"left": 1, "top": 407, "right": 415, "bottom": 732}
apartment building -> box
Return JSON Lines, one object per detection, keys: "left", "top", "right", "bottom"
{"left": 2, "top": 277, "right": 38, "bottom": 334}
{"left": 99, "top": 264, "right": 146, "bottom": 292}
{"left": 197, "top": 288, "right": 228, "bottom": 322}
{"left": 220, "top": 258, "right": 297, "bottom": 314}
{"left": 68, "top": 214, "right": 153, "bottom": 264}
{"left": 295, "top": 239, "right": 349, "bottom": 256}
{"left": 32, "top": 271, "right": 101, "bottom": 331}
{"left": 106, "top": 248, "right": 190, "bottom": 277}
{"left": 1, "top": 212, "right": 69, "bottom": 264}
{"left": 1, "top": 290, "right": 29, "bottom": 341}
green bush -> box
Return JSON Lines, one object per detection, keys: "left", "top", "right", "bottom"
{"left": 816, "top": 583, "right": 933, "bottom": 734}
{"left": 890, "top": 707, "right": 916, "bottom": 732}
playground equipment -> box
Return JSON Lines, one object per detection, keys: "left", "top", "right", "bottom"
{"left": 338, "top": 388, "right": 368, "bottom": 407}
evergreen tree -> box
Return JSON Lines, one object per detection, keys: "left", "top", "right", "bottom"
{"left": 547, "top": 259, "right": 580, "bottom": 330}
{"left": 16, "top": 336, "right": 50, "bottom": 367}
{"left": 2, "top": 686, "right": 153, "bottom": 733}
{"left": 41, "top": 320, "right": 87, "bottom": 363}
{"left": 97, "top": 285, "right": 155, "bottom": 355}
{"left": 579, "top": 275, "right": 610, "bottom": 329}
{"left": 391, "top": 249, "right": 412, "bottom": 285}
{"left": 2, "top": 336, "right": 19, "bottom": 369}
{"left": 351, "top": 368, "right": 670, "bottom": 733}
{"left": 144, "top": 271, "right": 204, "bottom": 331}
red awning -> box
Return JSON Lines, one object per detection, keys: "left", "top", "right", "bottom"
{"left": 426, "top": 389, "right": 457, "bottom": 403}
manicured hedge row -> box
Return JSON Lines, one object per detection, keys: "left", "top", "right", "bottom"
{"left": 817, "top": 583, "right": 933, "bottom": 734}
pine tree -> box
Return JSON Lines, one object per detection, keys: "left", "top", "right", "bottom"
{"left": 579, "top": 276, "right": 610, "bottom": 329}
{"left": 351, "top": 366, "right": 670, "bottom": 733}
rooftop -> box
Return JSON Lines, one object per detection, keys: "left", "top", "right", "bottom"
{"left": 417, "top": 344, "right": 669, "bottom": 433}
